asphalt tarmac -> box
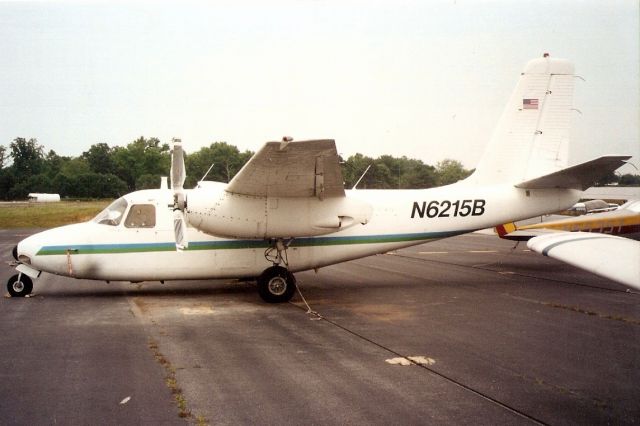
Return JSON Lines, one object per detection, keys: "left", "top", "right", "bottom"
{"left": 1, "top": 229, "right": 638, "bottom": 425}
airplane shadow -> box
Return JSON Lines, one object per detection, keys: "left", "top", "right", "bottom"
{"left": 31, "top": 279, "right": 259, "bottom": 300}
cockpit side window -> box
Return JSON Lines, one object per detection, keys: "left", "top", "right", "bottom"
{"left": 124, "top": 204, "right": 156, "bottom": 228}
{"left": 94, "top": 197, "right": 128, "bottom": 226}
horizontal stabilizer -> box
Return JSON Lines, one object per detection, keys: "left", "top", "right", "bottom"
{"left": 528, "top": 232, "right": 640, "bottom": 289}
{"left": 515, "top": 155, "right": 631, "bottom": 190}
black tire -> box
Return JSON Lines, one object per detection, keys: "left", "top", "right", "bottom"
{"left": 7, "top": 274, "right": 33, "bottom": 297}
{"left": 257, "top": 266, "right": 296, "bottom": 303}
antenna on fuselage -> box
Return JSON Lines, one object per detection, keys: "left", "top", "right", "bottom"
{"left": 352, "top": 164, "right": 372, "bottom": 190}
{"left": 200, "top": 163, "right": 215, "bottom": 182}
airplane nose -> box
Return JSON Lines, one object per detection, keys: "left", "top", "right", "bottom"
{"left": 16, "top": 234, "right": 42, "bottom": 265}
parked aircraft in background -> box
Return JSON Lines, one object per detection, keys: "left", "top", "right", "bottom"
{"left": 496, "top": 200, "right": 640, "bottom": 289}
{"left": 7, "top": 55, "right": 631, "bottom": 302}
{"left": 496, "top": 199, "right": 640, "bottom": 241}
{"left": 568, "top": 199, "right": 619, "bottom": 215}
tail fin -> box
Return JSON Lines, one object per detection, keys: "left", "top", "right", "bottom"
{"left": 468, "top": 55, "right": 575, "bottom": 185}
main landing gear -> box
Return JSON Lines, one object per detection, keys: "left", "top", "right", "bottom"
{"left": 7, "top": 273, "right": 33, "bottom": 297}
{"left": 258, "top": 239, "right": 297, "bottom": 303}
{"left": 257, "top": 266, "right": 296, "bottom": 303}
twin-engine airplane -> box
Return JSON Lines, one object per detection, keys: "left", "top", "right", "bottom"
{"left": 7, "top": 55, "right": 631, "bottom": 302}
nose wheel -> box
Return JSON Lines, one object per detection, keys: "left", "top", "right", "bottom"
{"left": 7, "top": 274, "right": 33, "bottom": 297}
{"left": 257, "top": 266, "right": 296, "bottom": 303}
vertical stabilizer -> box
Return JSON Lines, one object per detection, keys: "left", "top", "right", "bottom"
{"left": 467, "top": 55, "right": 575, "bottom": 186}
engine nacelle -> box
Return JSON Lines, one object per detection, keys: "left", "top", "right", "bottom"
{"left": 186, "top": 188, "right": 372, "bottom": 239}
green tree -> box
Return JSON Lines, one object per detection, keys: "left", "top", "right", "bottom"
{"left": 401, "top": 157, "right": 437, "bottom": 189}
{"left": 594, "top": 170, "right": 619, "bottom": 186}
{"left": 185, "top": 142, "right": 253, "bottom": 187}
{"left": 112, "top": 137, "right": 170, "bottom": 191}
{"left": 82, "top": 143, "right": 115, "bottom": 174}
{"left": 0, "top": 145, "right": 6, "bottom": 169}
{"left": 342, "top": 153, "right": 437, "bottom": 189}
{"left": 0, "top": 169, "right": 15, "bottom": 200}
{"left": 136, "top": 174, "right": 163, "bottom": 190}
{"left": 378, "top": 155, "right": 402, "bottom": 189}
{"left": 342, "top": 153, "right": 375, "bottom": 189}
{"left": 60, "top": 157, "right": 91, "bottom": 177}
{"left": 618, "top": 173, "right": 640, "bottom": 186}
{"left": 9, "top": 137, "right": 44, "bottom": 180}
{"left": 435, "top": 159, "right": 472, "bottom": 186}
{"left": 8, "top": 173, "right": 56, "bottom": 199}
{"left": 53, "top": 172, "right": 127, "bottom": 198}
{"left": 41, "top": 150, "right": 69, "bottom": 179}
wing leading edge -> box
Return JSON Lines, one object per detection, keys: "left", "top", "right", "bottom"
{"left": 527, "top": 232, "right": 640, "bottom": 289}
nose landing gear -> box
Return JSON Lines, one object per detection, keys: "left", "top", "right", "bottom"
{"left": 7, "top": 273, "right": 33, "bottom": 297}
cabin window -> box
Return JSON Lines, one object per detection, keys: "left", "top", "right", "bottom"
{"left": 94, "top": 197, "right": 128, "bottom": 226}
{"left": 124, "top": 204, "right": 156, "bottom": 228}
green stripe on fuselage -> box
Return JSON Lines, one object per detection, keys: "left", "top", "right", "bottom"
{"left": 35, "top": 230, "right": 469, "bottom": 256}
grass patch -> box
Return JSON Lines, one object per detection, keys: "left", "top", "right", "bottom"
{"left": 148, "top": 338, "right": 208, "bottom": 424}
{"left": 544, "top": 302, "right": 640, "bottom": 325}
{"left": 0, "top": 200, "right": 110, "bottom": 229}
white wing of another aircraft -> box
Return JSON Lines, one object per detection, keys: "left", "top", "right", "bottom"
{"left": 527, "top": 232, "right": 640, "bottom": 289}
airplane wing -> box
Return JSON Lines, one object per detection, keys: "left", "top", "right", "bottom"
{"left": 186, "top": 139, "right": 372, "bottom": 239}
{"left": 515, "top": 155, "right": 631, "bottom": 190}
{"left": 226, "top": 139, "right": 345, "bottom": 199}
{"left": 527, "top": 232, "right": 640, "bottom": 289}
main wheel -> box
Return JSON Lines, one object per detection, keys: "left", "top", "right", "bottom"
{"left": 7, "top": 274, "right": 33, "bottom": 297}
{"left": 257, "top": 266, "right": 296, "bottom": 303}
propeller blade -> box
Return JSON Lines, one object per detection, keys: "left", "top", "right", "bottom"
{"left": 170, "top": 138, "right": 188, "bottom": 251}
{"left": 170, "top": 138, "right": 185, "bottom": 192}
{"left": 173, "top": 210, "right": 188, "bottom": 251}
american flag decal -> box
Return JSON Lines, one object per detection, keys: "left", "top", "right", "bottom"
{"left": 523, "top": 99, "right": 539, "bottom": 109}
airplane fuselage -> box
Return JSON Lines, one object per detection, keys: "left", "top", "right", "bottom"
{"left": 17, "top": 183, "right": 579, "bottom": 283}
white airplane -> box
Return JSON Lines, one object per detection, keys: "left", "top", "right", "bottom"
{"left": 8, "top": 55, "right": 631, "bottom": 302}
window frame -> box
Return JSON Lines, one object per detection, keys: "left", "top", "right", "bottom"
{"left": 123, "top": 203, "right": 157, "bottom": 229}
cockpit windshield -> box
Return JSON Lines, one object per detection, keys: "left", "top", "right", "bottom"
{"left": 93, "top": 197, "right": 128, "bottom": 226}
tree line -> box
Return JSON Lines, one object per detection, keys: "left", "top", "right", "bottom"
{"left": 12, "top": 136, "right": 638, "bottom": 200}
{"left": 0, "top": 137, "right": 255, "bottom": 200}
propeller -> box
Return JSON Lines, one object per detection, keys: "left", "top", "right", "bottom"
{"left": 170, "top": 138, "right": 188, "bottom": 251}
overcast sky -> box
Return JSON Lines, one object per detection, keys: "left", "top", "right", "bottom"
{"left": 1, "top": 0, "right": 638, "bottom": 173}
